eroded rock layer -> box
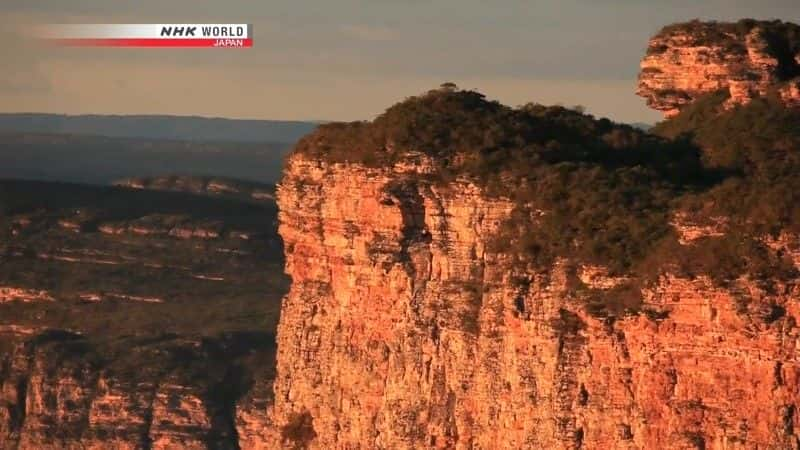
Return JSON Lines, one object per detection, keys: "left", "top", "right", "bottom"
{"left": 0, "top": 331, "right": 274, "bottom": 449}
{"left": 637, "top": 20, "right": 800, "bottom": 116}
{"left": 267, "top": 153, "right": 800, "bottom": 449}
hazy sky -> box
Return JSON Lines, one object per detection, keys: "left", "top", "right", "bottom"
{"left": 1, "top": 1, "right": 798, "bottom": 124}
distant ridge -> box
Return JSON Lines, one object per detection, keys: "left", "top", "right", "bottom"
{"left": 0, "top": 113, "right": 319, "bottom": 143}
{"left": 0, "top": 132, "right": 292, "bottom": 185}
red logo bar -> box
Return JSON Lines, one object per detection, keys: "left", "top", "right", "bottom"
{"left": 52, "top": 38, "right": 253, "bottom": 48}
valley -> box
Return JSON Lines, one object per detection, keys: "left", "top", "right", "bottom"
{"left": 0, "top": 178, "right": 285, "bottom": 449}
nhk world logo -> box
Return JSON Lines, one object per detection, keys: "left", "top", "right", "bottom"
{"left": 37, "top": 24, "right": 253, "bottom": 48}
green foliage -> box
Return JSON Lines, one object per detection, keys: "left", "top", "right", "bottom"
{"left": 652, "top": 90, "right": 730, "bottom": 141}
{"left": 655, "top": 92, "right": 800, "bottom": 237}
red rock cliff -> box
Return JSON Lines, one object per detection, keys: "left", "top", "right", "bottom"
{"left": 265, "top": 151, "right": 800, "bottom": 449}
{"left": 0, "top": 331, "right": 259, "bottom": 449}
{"left": 637, "top": 20, "right": 800, "bottom": 116}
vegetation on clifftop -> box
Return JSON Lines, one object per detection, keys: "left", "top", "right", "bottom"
{"left": 292, "top": 85, "right": 800, "bottom": 318}
{"left": 295, "top": 86, "right": 703, "bottom": 272}
{"left": 648, "top": 19, "right": 800, "bottom": 59}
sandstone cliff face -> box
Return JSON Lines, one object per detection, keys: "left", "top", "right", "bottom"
{"left": 638, "top": 20, "right": 800, "bottom": 116}
{"left": 267, "top": 153, "right": 800, "bottom": 449}
{"left": 0, "top": 332, "right": 268, "bottom": 449}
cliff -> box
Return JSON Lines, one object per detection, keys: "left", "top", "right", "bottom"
{"left": 637, "top": 19, "right": 800, "bottom": 116}
{"left": 265, "top": 85, "right": 800, "bottom": 449}
{"left": 0, "top": 179, "right": 285, "bottom": 449}
{"left": 0, "top": 330, "right": 277, "bottom": 449}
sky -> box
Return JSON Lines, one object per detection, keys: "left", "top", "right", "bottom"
{"left": 0, "top": 0, "right": 798, "bottom": 124}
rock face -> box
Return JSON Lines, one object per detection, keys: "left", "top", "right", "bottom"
{"left": 0, "top": 332, "right": 270, "bottom": 449}
{"left": 638, "top": 20, "right": 800, "bottom": 116}
{"left": 265, "top": 153, "right": 800, "bottom": 449}
{"left": 0, "top": 287, "right": 54, "bottom": 303}
{"left": 114, "top": 176, "right": 276, "bottom": 203}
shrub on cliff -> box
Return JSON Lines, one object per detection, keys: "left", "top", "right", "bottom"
{"left": 654, "top": 90, "right": 800, "bottom": 236}
{"left": 281, "top": 411, "right": 317, "bottom": 449}
{"left": 550, "top": 308, "right": 586, "bottom": 336}
{"left": 647, "top": 90, "right": 800, "bottom": 296}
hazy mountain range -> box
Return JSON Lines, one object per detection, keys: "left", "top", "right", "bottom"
{"left": 0, "top": 114, "right": 323, "bottom": 185}
{"left": 0, "top": 113, "right": 319, "bottom": 144}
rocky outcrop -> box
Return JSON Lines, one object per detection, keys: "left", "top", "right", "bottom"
{"left": 0, "top": 177, "right": 284, "bottom": 448}
{"left": 114, "top": 176, "right": 276, "bottom": 203}
{"left": 781, "top": 79, "right": 800, "bottom": 106}
{"left": 0, "top": 287, "right": 54, "bottom": 303}
{"left": 0, "top": 332, "right": 271, "bottom": 449}
{"left": 235, "top": 378, "right": 280, "bottom": 449}
{"left": 264, "top": 153, "right": 800, "bottom": 449}
{"left": 97, "top": 215, "right": 223, "bottom": 240}
{"left": 671, "top": 213, "right": 728, "bottom": 245}
{"left": 638, "top": 20, "right": 800, "bottom": 116}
